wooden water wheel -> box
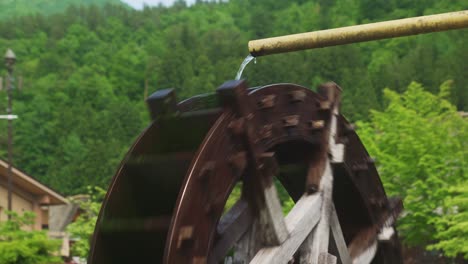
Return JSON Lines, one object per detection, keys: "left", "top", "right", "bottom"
{"left": 89, "top": 80, "right": 403, "bottom": 264}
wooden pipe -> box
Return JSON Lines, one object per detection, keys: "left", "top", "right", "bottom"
{"left": 249, "top": 10, "right": 468, "bottom": 57}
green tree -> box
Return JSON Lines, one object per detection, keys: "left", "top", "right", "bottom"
{"left": 0, "top": 0, "right": 126, "bottom": 20}
{"left": 0, "top": 211, "right": 61, "bottom": 264}
{"left": 357, "top": 82, "right": 467, "bottom": 255}
{"left": 0, "top": 0, "right": 466, "bottom": 199}
{"left": 428, "top": 183, "right": 468, "bottom": 258}
{"left": 67, "top": 186, "right": 106, "bottom": 260}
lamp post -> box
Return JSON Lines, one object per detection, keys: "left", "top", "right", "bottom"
{"left": 4, "top": 49, "right": 16, "bottom": 218}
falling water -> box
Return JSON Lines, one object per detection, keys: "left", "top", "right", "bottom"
{"left": 235, "top": 54, "right": 256, "bottom": 80}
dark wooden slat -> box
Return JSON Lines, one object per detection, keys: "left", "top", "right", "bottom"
{"left": 99, "top": 215, "right": 171, "bottom": 233}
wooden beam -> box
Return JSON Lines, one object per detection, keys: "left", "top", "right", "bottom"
{"left": 233, "top": 221, "right": 258, "bottom": 263}
{"left": 38, "top": 195, "right": 50, "bottom": 205}
{"left": 330, "top": 204, "right": 352, "bottom": 264}
{"left": 232, "top": 182, "right": 288, "bottom": 263}
{"left": 318, "top": 253, "right": 337, "bottom": 264}
{"left": 258, "top": 177, "right": 289, "bottom": 245}
{"left": 351, "top": 241, "right": 377, "bottom": 264}
{"left": 244, "top": 153, "right": 289, "bottom": 246}
{"left": 329, "top": 102, "right": 344, "bottom": 164}
{"left": 250, "top": 193, "right": 322, "bottom": 264}
{"left": 378, "top": 227, "right": 395, "bottom": 241}
{"left": 299, "top": 162, "right": 334, "bottom": 263}
{"left": 0, "top": 178, "right": 36, "bottom": 202}
{"left": 208, "top": 199, "right": 253, "bottom": 264}
{"left": 300, "top": 99, "right": 343, "bottom": 263}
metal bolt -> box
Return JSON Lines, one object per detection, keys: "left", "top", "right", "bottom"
{"left": 306, "top": 184, "right": 318, "bottom": 194}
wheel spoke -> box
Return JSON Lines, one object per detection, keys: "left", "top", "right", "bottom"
{"left": 257, "top": 170, "right": 289, "bottom": 245}
{"left": 299, "top": 162, "right": 334, "bottom": 263}
{"left": 318, "top": 253, "right": 337, "bottom": 264}
{"left": 250, "top": 193, "right": 322, "bottom": 264}
{"left": 209, "top": 199, "right": 253, "bottom": 264}
{"left": 243, "top": 152, "right": 289, "bottom": 247}
{"left": 329, "top": 204, "right": 352, "bottom": 264}
{"left": 300, "top": 87, "right": 345, "bottom": 263}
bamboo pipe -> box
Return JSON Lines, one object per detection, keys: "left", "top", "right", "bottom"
{"left": 248, "top": 10, "right": 468, "bottom": 57}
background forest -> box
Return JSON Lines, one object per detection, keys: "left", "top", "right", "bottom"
{"left": 0, "top": 0, "right": 466, "bottom": 261}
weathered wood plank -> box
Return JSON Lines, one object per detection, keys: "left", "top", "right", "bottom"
{"left": 318, "top": 252, "right": 337, "bottom": 264}
{"left": 300, "top": 101, "right": 345, "bottom": 263}
{"left": 233, "top": 187, "right": 290, "bottom": 264}
{"left": 258, "top": 153, "right": 289, "bottom": 246}
{"left": 299, "top": 162, "right": 334, "bottom": 263}
{"left": 233, "top": 154, "right": 289, "bottom": 263}
{"left": 351, "top": 241, "right": 377, "bottom": 264}
{"left": 329, "top": 204, "right": 352, "bottom": 264}
{"left": 298, "top": 229, "right": 315, "bottom": 264}
{"left": 233, "top": 220, "right": 258, "bottom": 263}
{"left": 377, "top": 227, "right": 395, "bottom": 241}
{"left": 258, "top": 178, "right": 290, "bottom": 245}
{"left": 329, "top": 104, "right": 344, "bottom": 164}
{"left": 209, "top": 199, "right": 253, "bottom": 264}
{"left": 244, "top": 152, "right": 289, "bottom": 247}
{"left": 249, "top": 193, "right": 322, "bottom": 264}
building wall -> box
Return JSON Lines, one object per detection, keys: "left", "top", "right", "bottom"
{"left": 0, "top": 184, "right": 39, "bottom": 229}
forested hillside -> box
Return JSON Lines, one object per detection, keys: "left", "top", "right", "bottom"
{"left": 0, "top": 0, "right": 126, "bottom": 20}
{"left": 0, "top": 0, "right": 466, "bottom": 196}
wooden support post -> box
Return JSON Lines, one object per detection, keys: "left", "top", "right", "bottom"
{"left": 146, "top": 88, "right": 177, "bottom": 120}
{"left": 233, "top": 221, "right": 258, "bottom": 263}
{"left": 299, "top": 162, "right": 333, "bottom": 263}
{"left": 300, "top": 83, "right": 344, "bottom": 264}
{"left": 232, "top": 154, "right": 289, "bottom": 263}
{"left": 250, "top": 193, "right": 322, "bottom": 264}
{"left": 255, "top": 153, "right": 289, "bottom": 246}
{"left": 217, "top": 80, "right": 288, "bottom": 248}
{"left": 209, "top": 199, "right": 253, "bottom": 264}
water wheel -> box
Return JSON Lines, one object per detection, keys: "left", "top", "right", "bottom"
{"left": 89, "top": 80, "right": 403, "bottom": 264}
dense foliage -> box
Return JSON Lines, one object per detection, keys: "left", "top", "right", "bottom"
{"left": 428, "top": 183, "right": 468, "bottom": 258}
{"left": 0, "top": 1, "right": 466, "bottom": 258}
{"left": 357, "top": 83, "right": 467, "bottom": 257}
{"left": 0, "top": 0, "right": 465, "bottom": 195}
{"left": 0, "top": 0, "right": 126, "bottom": 20}
{"left": 0, "top": 211, "right": 61, "bottom": 264}
{"left": 67, "top": 186, "right": 106, "bottom": 260}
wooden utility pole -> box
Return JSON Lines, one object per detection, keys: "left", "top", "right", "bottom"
{"left": 4, "top": 49, "right": 16, "bottom": 218}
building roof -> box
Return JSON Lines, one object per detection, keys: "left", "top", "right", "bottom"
{"left": 0, "top": 160, "right": 68, "bottom": 205}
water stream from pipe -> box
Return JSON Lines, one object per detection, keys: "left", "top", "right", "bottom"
{"left": 235, "top": 54, "right": 256, "bottom": 80}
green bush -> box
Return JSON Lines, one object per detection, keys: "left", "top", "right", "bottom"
{"left": 0, "top": 211, "right": 61, "bottom": 264}
{"left": 66, "top": 186, "right": 106, "bottom": 259}
{"left": 358, "top": 82, "right": 467, "bottom": 258}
